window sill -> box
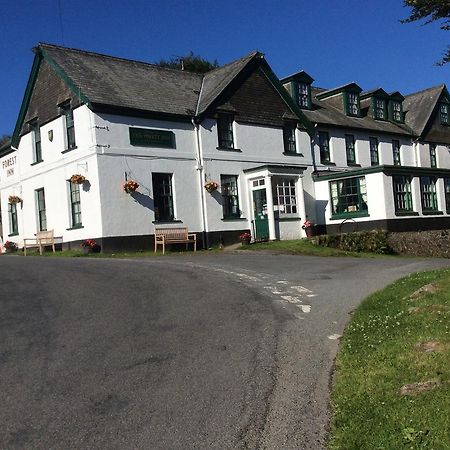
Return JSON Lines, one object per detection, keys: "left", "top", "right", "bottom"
{"left": 276, "top": 216, "right": 301, "bottom": 222}
{"left": 66, "top": 225, "right": 84, "bottom": 230}
{"left": 8, "top": 233, "right": 19, "bottom": 237}
{"left": 31, "top": 160, "right": 43, "bottom": 166}
{"left": 221, "top": 217, "right": 247, "bottom": 221}
{"left": 347, "top": 163, "right": 361, "bottom": 167}
{"left": 152, "top": 219, "right": 183, "bottom": 224}
{"left": 321, "top": 161, "right": 336, "bottom": 166}
{"left": 395, "top": 211, "right": 419, "bottom": 217}
{"left": 216, "top": 147, "right": 242, "bottom": 152}
{"left": 422, "top": 210, "right": 444, "bottom": 216}
{"left": 283, "top": 152, "right": 304, "bottom": 157}
{"left": 330, "top": 212, "right": 369, "bottom": 220}
{"left": 61, "top": 146, "right": 78, "bottom": 154}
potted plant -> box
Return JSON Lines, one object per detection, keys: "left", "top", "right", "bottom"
{"left": 302, "top": 220, "right": 315, "bottom": 238}
{"left": 4, "top": 241, "right": 18, "bottom": 253}
{"left": 8, "top": 195, "right": 22, "bottom": 204}
{"left": 80, "top": 239, "right": 101, "bottom": 254}
{"left": 204, "top": 181, "right": 219, "bottom": 193}
{"left": 70, "top": 174, "right": 87, "bottom": 184}
{"left": 239, "top": 232, "right": 251, "bottom": 246}
{"left": 123, "top": 180, "right": 139, "bottom": 194}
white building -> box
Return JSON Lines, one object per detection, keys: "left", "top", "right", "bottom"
{"left": 281, "top": 73, "right": 450, "bottom": 233}
{"left": 1, "top": 44, "right": 449, "bottom": 252}
{"left": 0, "top": 44, "right": 313, "bottom": 251}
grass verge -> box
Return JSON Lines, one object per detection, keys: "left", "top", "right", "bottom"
{"left": 329, "top": 269, "right": 450, "bottom": 449}
{"left": 241, "top": 239, "right": 391, "bottom": 258}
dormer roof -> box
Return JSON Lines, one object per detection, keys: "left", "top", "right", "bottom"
{"left": 280, "top": 70, "right": 314, "bottom": 85}
{"left": 360, "top": 88, "right": 389, "bottom": 99}
{"left": 316, "top": 82, "right": 362, "bottom": 100}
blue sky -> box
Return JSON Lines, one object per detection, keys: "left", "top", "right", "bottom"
{"left": 1, "top": 0, "right": 449, "bottom": 137}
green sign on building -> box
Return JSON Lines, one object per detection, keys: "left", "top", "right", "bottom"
{"left": 129, "top": 127, "right": 176, "bottom": 149}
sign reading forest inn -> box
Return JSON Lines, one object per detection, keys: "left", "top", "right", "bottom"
{"left": 129, "top": 127, "right": 175, "bottom": 148}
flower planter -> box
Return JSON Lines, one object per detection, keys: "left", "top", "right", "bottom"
{"left": 305, "top": 227, "right": 315, "bottom": 238}
{"left": 241, "top": 238, "right": 251, "bottom": 246}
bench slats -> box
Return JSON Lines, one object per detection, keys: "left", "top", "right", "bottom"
{"left": 154, "top": 227, "right": 196, "bottom": 254}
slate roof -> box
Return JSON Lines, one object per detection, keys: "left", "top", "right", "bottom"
{"left": 403, "top": 84, "right": 446, "bottom": 137}
{"left": 38, "top": 43, "right": 264, "bottom": 120}
{"left": 39, "top": 43, "right": 204, "bottom": 117}
{"left": 302, "top": 88, "right": 413, "bottom": 136}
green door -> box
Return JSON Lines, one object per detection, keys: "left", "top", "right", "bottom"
{"left": 252, "top": 189, "right": 269, "bottom": 241}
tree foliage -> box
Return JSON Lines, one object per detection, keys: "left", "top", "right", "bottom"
{"left": 156, "top": 51, "right": 219, "bottom": 73}
{"left": 0, "top": 134, "right": 11, "bottom": 147}
{"left": 402, "top": 0, "right": 450, "bottom": 65}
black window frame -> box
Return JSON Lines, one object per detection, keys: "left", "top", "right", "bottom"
{"left": 283, "top": 125, "right": 297, "bottom": 154}
{"left": 345, "top": 92, "right": 360, "bottom": 117}
{"left": 221, "top": 175, "right": 240, "bottom": 219}
{"left": 440, "top": 102, "right": 449, "bottom": 125}
{"left": 297, "top": 82, "right": 311, "bottom": 109}
{"left": 393, "top": 175, "right": 414, "bottom": 214}
{"left": 369, "top": 137, "right": 379, "bottom": 166}
{"left": 60, "top": 101, "right": 76, "bottom": 150}
{"left": 391, "top": 101, "right": 403, "bottom": 123}
{"left": 318, "top": 131, "right": 331, "bottom": 164}
{"left": 35, "top": 188, "right": 47, "bottom": 232}
{"left": 330, "top": 176, "right": 368, "bottom": 219}
{"left": 345, "top": 134, "right": 356, "bottom": 164}
{"left": 392, "top": 140, "right": 401, "bottom": 166}
{"left": 8, "top": 202, "right": 18, "bottom": 235}
{"left": 374, "top": 98, "right": 387, "bottom": 120}
{"left": 69, "top": 181, "right": 82, "bottom": 228}
{"left": 429, "top": 144, "right": 437, "bottom": 168}
{"left": 152, "top": 173, "right": 175, "bottom": 222}
{"left": 217, "top": 114, "right": 234, "bottom": 149}
{"left": 420, "top": 176, "right": 439, "bottom": 213}
{"left": 445, "top": 178, "right": 450, "bottom": 214}
{"left": 30, "top": 119, "right": 42, "bottom": 163}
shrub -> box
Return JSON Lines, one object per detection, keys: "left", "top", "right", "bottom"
{"left": 311, "top": 230, "right": 393, "bottom": 254}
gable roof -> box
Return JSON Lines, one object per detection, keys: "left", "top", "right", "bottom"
{"left": 12, "top": 44, "right": 313, "bottom": 144}
{"left": 403, "top": 84, "right": 447, "bottom": 137}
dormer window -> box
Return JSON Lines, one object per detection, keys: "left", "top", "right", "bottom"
{"left": 440, "top": 102, "right": 449, "bottom": 125}
{"left": 280, "top": 70, "right": 314, "bottom": 110}
{"left": 297, "top": 82, "right": 311, "bottom": 109}
{"left": 374, "top": 98, "right": 387, "bottom": 120}
{"left": 392, "top": 101, "right": 403, "bottom": 122}
{"left": 345, "top": 92, "right": 360, "bottom": 116}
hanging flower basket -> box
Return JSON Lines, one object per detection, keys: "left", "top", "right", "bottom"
{"left": 204, "top": 181, "right": 219, "bottom": 193}
{"left": 70, "top": 174, "right": 87, "bottom": 184}
{"left": 8, "top": 195, "right": 22, "bottom": 204}
{"left": 123, "top": 180, "right": 139, "bottom": 194}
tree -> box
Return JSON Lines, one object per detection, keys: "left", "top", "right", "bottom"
{"left": 0, "top": 134, "right": 11, "bottom": 147}
{"left": 402, "top": 0, "right": 450, "bottom": 65}
{"left": 156, "top": 52, "right": 219, "bottom": 73}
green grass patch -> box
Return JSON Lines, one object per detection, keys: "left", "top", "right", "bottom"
{"left": 241, "top": 239, "right": 391, "bottom": 258}
{"left": 329, "top": 269, "right": 450, "bottom": 449}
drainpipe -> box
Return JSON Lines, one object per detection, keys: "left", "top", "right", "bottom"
{"left": 192, "top": 118, "right": 209, "bottom": 249}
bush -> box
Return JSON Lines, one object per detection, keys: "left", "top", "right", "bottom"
{"left": 311, "top": 230, "right": 393, "bottom": 254}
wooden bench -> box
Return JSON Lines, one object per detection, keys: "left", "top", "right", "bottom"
{"left": 23, "top": 230, "right": 63, "bottom": 256}
{"left": 154, "top": 227, "right": 196, "bottom": 254}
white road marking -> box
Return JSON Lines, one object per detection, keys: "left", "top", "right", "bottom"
{"left": 328, "top": 334, "right": 342, "bottom": 340}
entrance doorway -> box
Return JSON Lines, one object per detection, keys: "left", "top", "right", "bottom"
{"left": 252, "top": 189, "right": 269, "bottom": 241}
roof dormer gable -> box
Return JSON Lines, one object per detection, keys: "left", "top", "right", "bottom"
{"left": 316, "top": 82, "right": 363, "bottom": 117}
{"left": 280, "top": 70, "right": 314, "bottom": 110}
{"left": 388, "top": 91, "right": 405, "bottom": 123}
{"left": 361, "top": 88, "right": 389, "bottom": 121}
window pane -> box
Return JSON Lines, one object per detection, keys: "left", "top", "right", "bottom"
{"left": 221, "top": 175, "right": 240, "bottom": 218}
{"left": 152, "top": 173, "right": 174, "bottom": 221}
{"left": 217, "top": 115, "right": 234, "bottom": 149}
{"left": 330, "top": 177, "right": 368, "bottom": 216}
{"left": 36, "top": 188, "right": 47, "bottom": 231}
{"left": 345, "top": 134, "right": 356, "bottom": 164}
{"left": 283, "top": 126, "right": 296, "bottom": 153}
{"left": 420, "top": 176, "right": 438, "bottom": 211}
{"left": 393, "top": 175, "right": 413, "bottom": 212}
{"left": 429, "top": 144, "right": 437, "bottom": 168}
{"left": 392, "top": 140, "right": 401, "bottom": 166}
{"left": 319, "top": 131, "right": 330, "bottom": 163}
{"left": 275, "top": 179, "right": 297, "bottom": 215}
{"left": 369, "top": 137, "right": 379, "bottom": 166}
{"left": 69, "top": 182, "right": 82, "bottom": 226}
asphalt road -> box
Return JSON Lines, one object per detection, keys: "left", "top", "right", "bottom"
{"left": 1, "top": 253, "right": 449, "bottom": 449}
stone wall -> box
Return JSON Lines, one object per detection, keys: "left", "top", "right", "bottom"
{"left": 387, "top": 230, "right": 450, "bottom": 258}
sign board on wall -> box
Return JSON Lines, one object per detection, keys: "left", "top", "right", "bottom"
{"left": 2, "top": 155, "right": 17, "bottom": 177}
{"left": 129, "top": 128, "right": 176, "bottom": 149}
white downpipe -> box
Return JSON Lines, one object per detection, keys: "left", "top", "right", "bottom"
{"left": 192, "top": 119, "right": 209, "bottom": 248}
